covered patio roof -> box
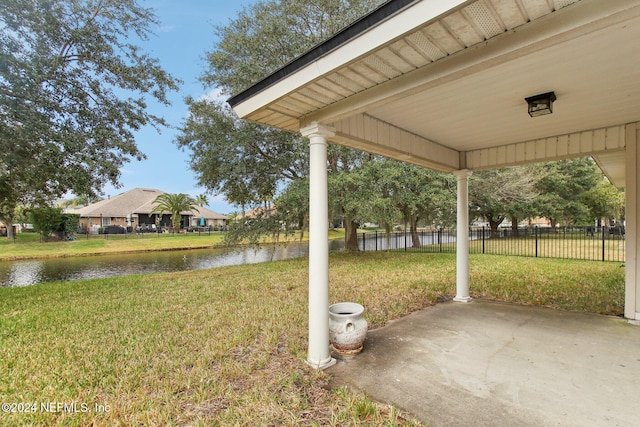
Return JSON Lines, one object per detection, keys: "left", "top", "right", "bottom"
{"left": 229, "top": 0, "right": 640, "bottom": 368}
{"left": 229, "top": 0, "right": 640, "bottom": 186}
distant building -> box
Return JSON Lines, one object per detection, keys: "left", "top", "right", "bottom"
{"left": 72, "top": 188, "right": 227, "bottom": 233}
{"left": 234, "top": 205, "right": 277, "bottom": 220}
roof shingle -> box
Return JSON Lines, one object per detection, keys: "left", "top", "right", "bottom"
{"left": 72, "top": 188, "right": 227, "bottom": 220}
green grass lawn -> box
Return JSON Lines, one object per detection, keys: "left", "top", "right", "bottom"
{"left": 0, "top": 252, "right": 625, "bottom": 425}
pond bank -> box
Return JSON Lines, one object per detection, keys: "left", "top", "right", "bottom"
{"left": 0, "top": 243, "right": 217, "bottom": 262}
{"left": 0, "top": 230, "right": 346, "bottom": 262}
{"left": 0, "top": 240, "right": 347, "bottom": 287}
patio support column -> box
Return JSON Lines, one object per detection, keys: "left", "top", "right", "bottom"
{"left": 300, "top": 122, "right": 336, "bottom": 369}
{"left": 453, "top": 169, "right": 472, "bottom": 302}
{"left": 625, "top": 123, "right": 640, "bottom": 321}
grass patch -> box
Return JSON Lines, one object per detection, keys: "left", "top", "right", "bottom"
{"left": 469, "top": 256, "right": 624, "bottom": 315}
{"left": 0, "top": 252, "right": 624, "bottom": 425}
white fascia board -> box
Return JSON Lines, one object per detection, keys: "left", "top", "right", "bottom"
{"left": 231, "top": 0, "right": 470, "bottom": 120}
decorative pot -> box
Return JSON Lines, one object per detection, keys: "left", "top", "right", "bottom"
{"left": 329, "top": 302, "right": 368, "bottom": 355}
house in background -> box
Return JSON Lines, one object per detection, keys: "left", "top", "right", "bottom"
{"left": 72, "top": 188, "right": 227, "bottom": 233}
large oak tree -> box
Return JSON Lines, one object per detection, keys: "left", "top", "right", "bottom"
{"left": 534, "top": 158, "right": 603, "bottom": 227}
{"left": 0, "top": 0, "right": 179, "bottom": 238}
{"left": 469, "top": 166, "right": 539, "bottom": 237}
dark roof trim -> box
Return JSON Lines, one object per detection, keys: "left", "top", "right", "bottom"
{"left": 227, "top": 0, "right": 419, "bottom": 108}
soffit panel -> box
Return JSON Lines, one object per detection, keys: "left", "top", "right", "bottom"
{"left": 348, "top": 61, "right": 390, "bottom": 85}
{"left": 424, "top": 21, "right": 465, "bottom": 54}
{"left": 593, "top": 151, "right": 627, "bottom": 188}
{"left": 314, "top": 75, "right": 357, "bottom": 98}
{"left": 404, "top": 29, "right": 448, "bottom": 62}
{"left": 235, "top": 0, "right": 582, "bottom": 126}
{"left": 387, "top": 38, "right": 430, "bottom": 68}
{"left": 442, "top": 11, "right": 483, "bottom": 46}
{"left": 521, "top": 0, "right": 554, "bottom": 21}
{"left": 490, "top": 0, "right": 527, "bottom": 29}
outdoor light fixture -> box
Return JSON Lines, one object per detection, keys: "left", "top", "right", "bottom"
{"left": 525, "top": 91, "right": 556, "bottom": 117}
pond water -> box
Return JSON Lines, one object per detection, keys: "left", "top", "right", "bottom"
{"left": 0, "top": 240, "right": 346, "bottom": 287}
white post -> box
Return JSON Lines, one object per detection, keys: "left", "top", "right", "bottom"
{"left": 453, "top": 169, "right": 472, "bottom": 302}
{"left": 625, "top": 123, "right": 640, "bottom": 321}
{"left": 300, "top": 122, "right": 336, "bottom": 368}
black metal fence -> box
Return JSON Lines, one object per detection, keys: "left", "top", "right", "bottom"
{"left": 69, "top": 227, "right": 224, "bottom": 241}
{"left": 357, "top": 226, "right": 625, "bottom": 262}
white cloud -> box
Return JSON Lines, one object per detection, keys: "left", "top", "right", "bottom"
{"left": 157, "top": 25, "right": 176, "bottom": 33}
{"left": 198, "top": 87, "right": 228, "bottom": 103}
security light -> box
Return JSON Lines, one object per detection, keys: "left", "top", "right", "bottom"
{"left": 525, "top": 91, "right": 556, "bottom": 117}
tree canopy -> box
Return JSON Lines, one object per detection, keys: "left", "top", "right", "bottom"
{"left": 375, "top": 160, "right": 456, "bottom": 246}
{"left": 535, "top": 158, "right": 604, "bottom": 226}
{"left": 177, "top": 0, "right": 385, "bottom": 249}
{"left": 203, "top": 0, "right": 384, "bottom": 97}
{"left": 468, "top": 158, "right": 622, "bottom": 231}
{"left": 470, "top": 166, "right": 539, "bottom": 235}
{"left": 176, "top": 101, "right": 308, "bottom": 215}
{"left": 0, "top": 0, "right": 180, "bottom": 238}
{"left": 582, "top": 178, "right": 625, "bottom": 225}
{"left": 29, "top": 206, "right": 79, "bottom": 241}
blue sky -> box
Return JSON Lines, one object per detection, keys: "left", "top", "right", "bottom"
{"left": 101, "top": 0, "right": 258, "bottom": 214}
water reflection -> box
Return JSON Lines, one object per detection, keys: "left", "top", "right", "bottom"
{"left": 7, "top": 261, "right": 44, "bottom": 287}
{"left": 0, "top": 240, "right": 346, "bottom": 287}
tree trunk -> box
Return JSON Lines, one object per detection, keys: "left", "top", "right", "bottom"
{"left": 384, "top": 223, "right": 392, "bottom": 251}
{"left": 410, "top": 216, "right": 421, "bottom": 248}
{"left": 489, "top": 219, "right": 500, "bottom": 238}
{"left": 299, "top": 216, "right": 307, "bottom": 241}
{"left": 172, "top": 214, "right": 181, "bottom": 233}
{"left": 344, "top": 216, "right": 359, "bottom": 253}
{"left": 511, "top": 217, "right": 519, "bottom": 237}
{"left": 1, "top": 214, "right": 15, "bottom": 240}
{"left": 489, "top": 221, "right": 498, "bottom": 239}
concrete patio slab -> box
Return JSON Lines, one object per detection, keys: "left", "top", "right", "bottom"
{"left": 328, "top": 300, "right": 640, "bottom": 427}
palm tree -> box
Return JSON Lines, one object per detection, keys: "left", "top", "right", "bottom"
{"left": 150, "top": 193, "right": 199, "bottom": 232}
{"left": 194, "top": 194, "right": 209, "bottom": 207}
